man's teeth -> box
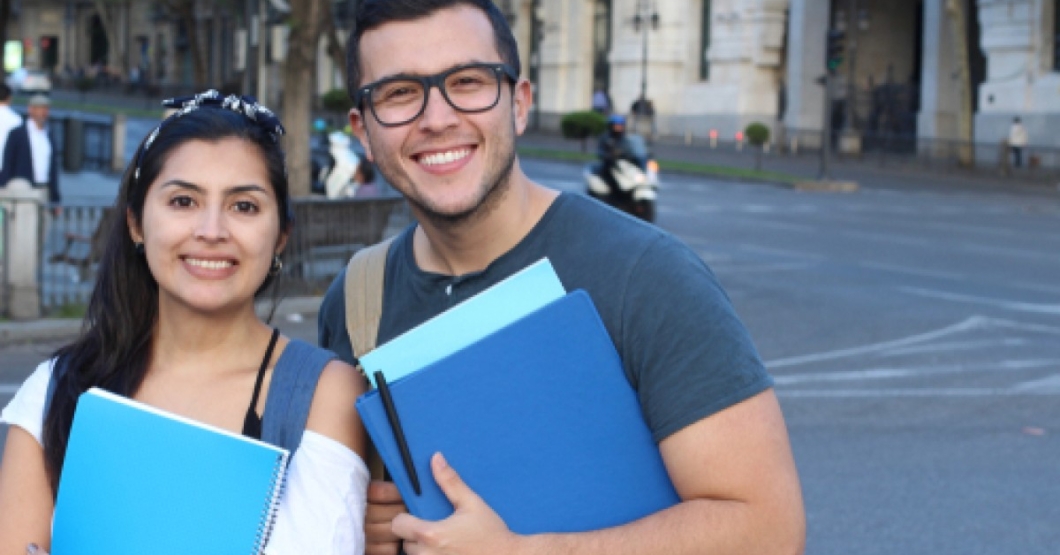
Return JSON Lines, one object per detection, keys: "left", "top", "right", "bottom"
{"left": 186, "top": 258, "right": 234, "bottom": 270}
{"left": 420, "top": 149, "right": 470, "bottom": 166}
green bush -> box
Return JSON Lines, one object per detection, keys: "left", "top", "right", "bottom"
{"left": 321, "top": 88, "right": 354, "bottom": 114}
{"left": 744, "top": 122, "right": 771, "bottom": 146}
{"left": 561, "top": 111, "right": 607, "bottom": 140}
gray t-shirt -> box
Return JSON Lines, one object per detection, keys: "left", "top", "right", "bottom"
{"left": 319, "top": 193, "right": 772, "bottom": 442}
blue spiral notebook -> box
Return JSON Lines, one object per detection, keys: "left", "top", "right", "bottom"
{"left": 356, "top": 290, "right": 680, "bottom": 533}
{"left": 52, "top": 388, "right": 289, "bottom": 555}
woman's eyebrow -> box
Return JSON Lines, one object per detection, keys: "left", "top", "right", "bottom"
{"left": 158, "top": 180, "right": 268, "bottom": 196}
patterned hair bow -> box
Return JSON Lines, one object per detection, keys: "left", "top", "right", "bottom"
{"left": 134, "top": 89, "right": 286, "bottom": 182}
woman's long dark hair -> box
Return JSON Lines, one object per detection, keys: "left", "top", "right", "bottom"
{"left": 42, "top": 107, "right": 293, "bottom": 495}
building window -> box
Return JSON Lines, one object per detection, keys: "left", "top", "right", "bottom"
{"left": 1054, "top": 0, "right": 1060, "bottom": 71}
{"left": 700, "top": 0, "right": 711, "bottom": 80}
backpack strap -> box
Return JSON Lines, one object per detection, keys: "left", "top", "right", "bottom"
{"left": 344, "top": 236, "right": 396, "bottom": 480}
{"left": 261, "top": 339, "right": 335, "bottom": 458}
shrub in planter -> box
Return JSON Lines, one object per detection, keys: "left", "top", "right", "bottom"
{"left": 744, "top": 122, "right": 771, "bottom": 170}
{"left": 561, "top": 110, "right": 607, "bottom": 151}
{"left": 321, "top": 88, "right": 354, "bottom": 114}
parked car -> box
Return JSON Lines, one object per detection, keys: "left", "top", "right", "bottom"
{"left": 6, "top": 68, "right": 52, "bottom": 95}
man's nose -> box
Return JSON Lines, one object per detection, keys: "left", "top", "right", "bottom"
{"left": 417, "top": 86, "right": 460, "bottom": 132}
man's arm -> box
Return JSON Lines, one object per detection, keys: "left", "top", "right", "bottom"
{"left": 391, "top": 388, "right": 805, "bottom": 555}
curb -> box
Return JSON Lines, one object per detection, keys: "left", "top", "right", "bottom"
{"left": 0, "top": 296, "right": 324, "bottom": 347}
{"left": 793, "top": 180, "right": 860, "bottom": 193}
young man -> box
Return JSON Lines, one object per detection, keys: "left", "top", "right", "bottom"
{"left": 318, "top": 1, "right": 805, "bottom": 554}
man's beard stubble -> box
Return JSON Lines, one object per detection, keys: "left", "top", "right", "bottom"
{"left": 373, "top": 127, "right": 519, "bottom": 231}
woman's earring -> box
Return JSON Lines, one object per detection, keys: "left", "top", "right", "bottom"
{"left": 134, "top": 242, "right": 145, "bottom": 255}
{"left": 269, "top": 255, "right": 283, "bottom": 276}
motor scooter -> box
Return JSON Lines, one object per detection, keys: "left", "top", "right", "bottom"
{"left": 583, "top": 134, "right": 660, "bottom": 223}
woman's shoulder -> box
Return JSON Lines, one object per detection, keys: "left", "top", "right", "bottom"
{"left": 0, "top": 359, "right": 58, "bottom": 444}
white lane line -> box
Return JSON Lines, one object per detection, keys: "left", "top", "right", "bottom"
{"left": 843, "top": 230, "right": 937, "bottom": 248}
{"left": 738, "top": 244, "right": 828, "bottom": 261}
{"left": 899, "top": 287, "right": 1060, "bottom": 315}
{"left": 715, "top": 262, "right": 814, "bottom": 274}
{"left": 765, "top": 316, "right": 989, "bottom": 369}
{"left": 1012, "top": 374, "right": 1060, "bottom": 392}
{"left": 741, "top": 219, "right": 815, "bottom": 233}
{"left": 778, "top": 388, "right": 1060, "bottom": 398}
{"left": 880, "top": 338, "right": 1027, "bottom": 356}
{"left": 959, "top": 244, "right": 1052, "bottom": 260}
{"left": 774, "top": 359, "right": 1060, "bottom": 386}
{"left": 860, "top": 261, "right": 967, "bottom": 281}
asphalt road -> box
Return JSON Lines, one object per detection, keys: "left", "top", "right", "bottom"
{"left": 3, "top": 154, "right": 1059, "bottom": 554}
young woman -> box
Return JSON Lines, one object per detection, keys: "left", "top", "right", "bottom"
{"left": 0, "top": 91, "right": 369, "bottom": 554}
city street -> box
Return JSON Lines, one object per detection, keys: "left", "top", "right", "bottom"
{"left": 3, "top": 154, "right": 1059, "bottom": 554}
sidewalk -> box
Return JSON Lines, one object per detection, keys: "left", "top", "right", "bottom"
{"left": 0, "top": 296, "right": 325, "bottom": 347}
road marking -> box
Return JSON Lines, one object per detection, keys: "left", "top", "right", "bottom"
{"left": 860, "top": 261, "right": 967, "bottom": 281}
{"left": 765, "top": 316, "right": 988, "bottom": 369}
{"left": 843, "top": 230, "right": 936, "bottom": 248}
{"left": 879, "top": 337, "right": 1027, "bottom": 356}
{"left": 738, "top": 244, "right": 827, "bottom": 261}
{"left": 774, "top": 359, "right": 1060, "bottom": 386}
{"left": 778, "top": 387, "right": 1060, "bottom": 398}
{"left": 899, "top": 287, "right": 1060, "bottom": 315}
{"left": 715, "top": 262, "right": 814, "bottom": 274}
{"left": 960, "top": 243, "right": 1052, "bottom": 260}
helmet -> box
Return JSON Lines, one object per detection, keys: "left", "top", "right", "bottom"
{"left": 608, "top": 114, "right": 627, "bottom": 127}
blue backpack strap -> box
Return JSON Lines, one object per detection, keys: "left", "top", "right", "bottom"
{"left": 43, "top": 357, "right": 66, "bottom": 420}
{"left": 261, "top": 339, "right": 335, "bottom": 457}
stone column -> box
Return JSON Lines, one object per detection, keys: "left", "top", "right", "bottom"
{"left": 918, "top": 0, "right": 959, "bottom": 145}
{"left": 783, "top": 0, "right": 831, "bottom": 148}
{"left": 0, "top": 179, "right": 48, "bottom": 320}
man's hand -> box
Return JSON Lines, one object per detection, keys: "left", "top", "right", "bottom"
{"left": 393, "top": 453, "right": 518, "bottom": 555}
{"left": 365, "top": 480, "right": 407, "bottom": 555}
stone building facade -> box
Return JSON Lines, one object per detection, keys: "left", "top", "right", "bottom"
{"left": 7, "top": 1, "right": 1060, "bottom": 151}
{"left": 509, "top": 0, "right": 1060, "bottom": 150}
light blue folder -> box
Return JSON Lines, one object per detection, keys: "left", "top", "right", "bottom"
{"left": 52, "top": 388, "right": 288, "bottom": 555}
{"left": 356, "top": 291, "right": 680, "bottom": 532}
{"left": 361, "top": 258, "right": 565, "bottom": 387}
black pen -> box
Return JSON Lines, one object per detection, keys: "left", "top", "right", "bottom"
{"left": 374, "top": 371, "right": 421, "bottom": 495}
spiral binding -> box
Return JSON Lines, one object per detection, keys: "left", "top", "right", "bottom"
{"left": 251, "top": 450, "right": 290, "bottom": 555}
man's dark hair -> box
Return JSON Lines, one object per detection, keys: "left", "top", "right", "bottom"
{"left": 0, "top": 83, "right": 11, "bottom": 102}
{"left": 346, "top": 0, "right": 521, "bottom": 104}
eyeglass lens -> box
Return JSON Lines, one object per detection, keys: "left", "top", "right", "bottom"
{"left": 370, "top": 66, "right": 502, "bottom": 125}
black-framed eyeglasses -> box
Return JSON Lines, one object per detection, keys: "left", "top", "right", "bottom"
{"left": 355, "top": 62, "right": 519, "bottom": 127}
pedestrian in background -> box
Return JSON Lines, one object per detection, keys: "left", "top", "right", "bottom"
{"left": 1008, "top": 116, "right": 1028, "bottom": 168}
{"left": 0, "top": 95, "right": 60, "bottom": 214}
{"left": 0, "top": 83, "right": 22, "bottom": 172}
{"left": 591, "top": 86, "right": 612, "bottom": 115}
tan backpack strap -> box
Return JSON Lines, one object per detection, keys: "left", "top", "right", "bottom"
{"left": 343, "top": 235, "right": 396, "bottom": 481}
{"left": 344, "top": 236, "right": 397, "bottom": 365}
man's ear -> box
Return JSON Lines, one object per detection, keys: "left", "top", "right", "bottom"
{"left": 126, "top": 208, "right": 143, "bottom": 244}
{"left": 512, "top": 78, "right": 533, "bottom": 136}
{"left": 349, "top": 108, "right": 374, "bottom": 162}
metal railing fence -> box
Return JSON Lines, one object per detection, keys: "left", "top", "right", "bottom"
{"left": 34, "top": 197, "right": 410, "bottom": 316}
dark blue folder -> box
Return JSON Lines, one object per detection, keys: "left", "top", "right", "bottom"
{"left": 355, "top": 290, "right": 680, "bottom": 533}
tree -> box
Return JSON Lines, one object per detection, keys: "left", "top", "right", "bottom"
{"left": 155, "top": 0, "right": 209, "bottom": 88}
{"left": 945, "top": 0, "right": 974, "bottom": 167}
{"left": 282, "top": 0, "right": 330, "bottom": 197}
{"left": 0, "top": 0, "right": 11, "bottom": 79}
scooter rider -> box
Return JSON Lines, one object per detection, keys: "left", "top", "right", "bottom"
{"left": 595, "top": 114, "right": 638, "bottom": 195}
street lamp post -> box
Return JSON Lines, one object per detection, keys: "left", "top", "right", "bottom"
{"left": 632, "top": 0, "right": 659, "bottom": 105}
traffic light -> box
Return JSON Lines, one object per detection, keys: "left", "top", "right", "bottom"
{"left": 826, "top": 29, "right": 846, "bottom": 74}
